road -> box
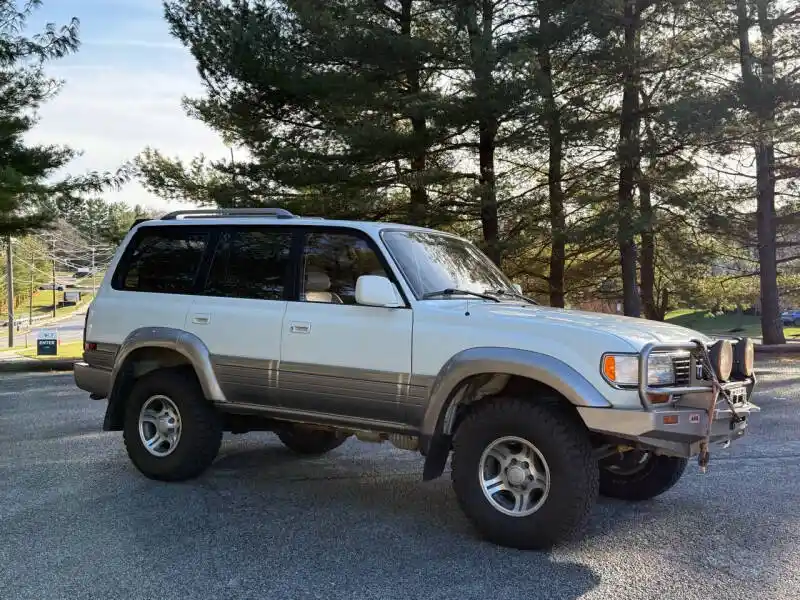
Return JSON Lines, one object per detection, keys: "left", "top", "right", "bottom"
{"left": 0, "top": 311, "right": 86, "bottom": 350}
{"left": 1, "top": 360, "right": 798, "bottom": 600}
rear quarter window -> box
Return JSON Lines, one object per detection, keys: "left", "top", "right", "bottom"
{"left": 112, "top": 228, "right": 209, "bottom": 294}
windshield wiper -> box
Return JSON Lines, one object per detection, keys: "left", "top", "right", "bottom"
{"left": 487, "top": 289, "right": 539, "bottom": 305}
{"left": 422, "top": 288, "right": 501, "bottom": 302}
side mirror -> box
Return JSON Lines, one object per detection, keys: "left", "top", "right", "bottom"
{"left": 356, "top": 275, "right": 403, "bottom": 308}
{"left": 512, "top": 283, "right": 523, "bottom": 294}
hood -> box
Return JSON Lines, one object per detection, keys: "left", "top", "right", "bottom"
{"left": 479, "top": 303, "right": 710, "bottom": 348}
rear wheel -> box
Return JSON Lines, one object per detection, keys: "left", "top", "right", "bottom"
{"left": 451, "top": 397, "right": 598, "bottom": 550}
{"left": 123, "top": 369, "right": 222, "bottom": 481}
{"left": 599, "top": 451, "right": 687, "bottom": 501}
{"left": 277, "top": 426, "right": 349, "bottom": 455}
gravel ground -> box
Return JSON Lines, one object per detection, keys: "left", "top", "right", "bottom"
{"left": 1, "top": 360, "right": 798, "bottom": 600}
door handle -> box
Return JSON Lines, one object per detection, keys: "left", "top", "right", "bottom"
{"left": 191, "top": 314, "right": 211, "bottom": 325}
{"left": 289, "top": 321, "right": 311, "bottom": 334}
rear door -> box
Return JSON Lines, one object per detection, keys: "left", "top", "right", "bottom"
{"left": 184, "top": 225, "right": 293, "bottom": 405}
{"left": 279, "top": 228, "right": 413, "bottom": 425}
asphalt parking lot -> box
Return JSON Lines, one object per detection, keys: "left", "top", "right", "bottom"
{"left": 1, "top": 360, "right": 798, "bottom": 600}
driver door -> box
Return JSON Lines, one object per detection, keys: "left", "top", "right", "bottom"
{"left": 278, "top": 229, "right": 413, "bottom": 426}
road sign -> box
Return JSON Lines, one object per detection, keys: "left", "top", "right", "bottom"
{"left": 37, "top": 330, "right": 58, "bottom": 356}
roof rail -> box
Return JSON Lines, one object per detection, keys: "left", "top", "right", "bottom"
{"left": 160, "top": 207, "right": 296, "bottom": 220}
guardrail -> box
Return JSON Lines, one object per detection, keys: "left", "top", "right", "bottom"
{"left": 0, "top": 314, "right": 52, "bottom": 329}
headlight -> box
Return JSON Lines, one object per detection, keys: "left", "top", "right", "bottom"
{"left": 708, "top": 339, "right": 733, "bottom": 381}
{"left": 601, "top": 353, "right": 675, "bottom": 387}
{"left": 733, "top": 337, "right": 754, "bottom": 377}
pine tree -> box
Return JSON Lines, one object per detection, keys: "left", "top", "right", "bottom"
{"left": 0, "top": 1, "right": 124, "bottom": 237}
{"left": 139, "top": 0, "right": 467, "bottom": 227}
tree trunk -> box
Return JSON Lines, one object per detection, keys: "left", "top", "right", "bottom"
{"left": 616, "top": 0, "right": 642, "bottom": 317}
{"left": 639, "top": 90, "right": 658, "bottom": 320}
{"left": 464, "top": 1, "right": 500, "bottom": 264}
{"left": 639, "top": 162, "right": 657, "bottom": 320}
{"left": 478, "top": 119, "right": 500, "bottom": 264}
{"left": 658, "top": 287, "right": 669, "bottom": 321}
{"left": 400, "top": 0, "right": 429, "bottom": 227}
{"left": 537, "top": 3, "right": 566, "bottom": 308}
{"left": 736, "top": 0, "right": 785, "bottom": 344}
{"left": 755, "top": 142, "right": 784, "bottom": 343}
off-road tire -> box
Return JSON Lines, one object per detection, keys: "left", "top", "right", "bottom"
{"left": 278, "top": 426, "right": 349, "bottom": 455}
{"left": 123, "top": 369, "right": 222, "bottom": 481}
{"left": 451, "top": 397, "right": 599, "bottom": 550}
{"left": 599, "top": 453, "right": 687, "bottom": 501}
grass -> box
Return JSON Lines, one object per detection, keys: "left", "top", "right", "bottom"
{"left": 665, "top": 309, "right": 800, "bottom": 340}
{"left": 15, "top": 340, "right": 83, "bottom": 360}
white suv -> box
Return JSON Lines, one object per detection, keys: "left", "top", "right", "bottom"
{"left": 75, "top": 208, "right": 759, "bottom": 549}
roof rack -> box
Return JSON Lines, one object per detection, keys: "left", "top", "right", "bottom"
{"left": 160, "top": 208, "right": 296, "bottom": 220}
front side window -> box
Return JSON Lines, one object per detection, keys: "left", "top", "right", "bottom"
{"left": 301, "top": 232, "right": 386, "bottom": 304}
{"left": 382, "top": 230, "right": 513, "bottom": 299}
{"left": 113, "top": 228, "right": 209, "bottom": 294}
{"left": 204, "top": 228, "right": 292, "bottom": 300}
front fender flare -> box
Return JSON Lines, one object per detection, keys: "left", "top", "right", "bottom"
{"left": 419, "top": 347, "right": 611, "bottom": 480}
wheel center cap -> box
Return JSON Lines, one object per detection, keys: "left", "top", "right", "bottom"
{"left": 507, "top": 465, "right": 526, "bottom": 486}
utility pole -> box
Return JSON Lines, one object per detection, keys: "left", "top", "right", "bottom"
{"left": 28, "top": 240, "right": 33, "bottom": 328}
{"left": 51, "top": 235, "right": 56, "bottom": 318}
{"left": 6, "top": 236, "right": 14, "bottom": 348}
{"left": 91, "top": 245, "right": 96, "bottom": 296}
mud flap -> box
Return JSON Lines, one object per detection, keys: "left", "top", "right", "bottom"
{"left": 422, "top": 434, "right": 451, "bottom": 481}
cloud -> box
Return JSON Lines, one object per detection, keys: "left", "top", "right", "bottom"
{"left": 25, "top": 53, "right": 227, "bottom": 211}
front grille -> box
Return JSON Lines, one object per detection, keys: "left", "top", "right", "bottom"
{"left": 673, "top": 355, "right": 692, "bottom": 386}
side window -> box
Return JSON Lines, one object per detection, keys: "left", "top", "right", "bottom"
{"left": 301, "top": 232, "right": 386, "bottom": 305}
{"left": 204, "top": 228, "right": 292, "bottom": 300}
{"left": 113, "top": 229, "right": 208, "bottom": 294}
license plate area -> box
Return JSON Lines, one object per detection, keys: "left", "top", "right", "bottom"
{"left": 726, "top": 385, "right": 747, "bottom": 406}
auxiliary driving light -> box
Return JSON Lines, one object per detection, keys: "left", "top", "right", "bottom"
{"left": 733, "top": 337, "right": 755, "bottom": 378}
{"left": 708, "top": 339, "right": 733, "bottom": 382}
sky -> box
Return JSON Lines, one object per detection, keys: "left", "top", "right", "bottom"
{"left": 26, "top": 0, "right": 228, "bottom": 211}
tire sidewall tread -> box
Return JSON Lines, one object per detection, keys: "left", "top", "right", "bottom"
{"left": 123, "top": 369, "right": 222, "bottom": 482}
{"left": 277, "top": 427, "right": 348, "bottom": 455}
{"left": 451, "top": 397, "right": 599, "bottom": 550}
{"left": 599, "top": 454, "right": 688, "bottom": 501}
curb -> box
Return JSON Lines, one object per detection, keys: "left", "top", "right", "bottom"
{"left": 0, "top": 359, "right": 77, "bottom": 374}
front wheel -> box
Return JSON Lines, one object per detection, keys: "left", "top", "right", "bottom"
{"left": 451, "top": 397, "right": 599, "bottom": 550}
{"left": 599, "top": 451, "right": 687, "bottom": 501}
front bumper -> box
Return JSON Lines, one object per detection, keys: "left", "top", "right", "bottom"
{"left": 74, "top": 361, "right": 111, "bottom": 399}
{"left": 578, "top": 401, "right": 759, "bottom": 458}
{"left": 580, "top": 340, "right": 759, "bottom": 458}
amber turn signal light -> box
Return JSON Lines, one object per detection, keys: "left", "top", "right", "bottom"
{"left": 602, "top": 355, "right": 616, "bottom": 381}
{"left": 647, "top": 393, "right": 670, "bottom": 404}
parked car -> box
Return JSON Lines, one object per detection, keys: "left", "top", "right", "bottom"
{"left": 74, "top": 208, "right": 759, "bottom": 550}
{"left": 781, "top": 309, "right": 800, "bottom": 325}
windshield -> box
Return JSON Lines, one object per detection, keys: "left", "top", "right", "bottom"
{"left": 381, "top": 230, "right": 514, "bottom": 299}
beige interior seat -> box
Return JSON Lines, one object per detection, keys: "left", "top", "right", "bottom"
{"left": 304, "top": 269, "right": 343, "bottom": 304}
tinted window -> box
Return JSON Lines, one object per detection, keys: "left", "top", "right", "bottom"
{"left": 301, "top": 232, "right": 386, "bottom": 305}
{"left": 114, "top": 229, "right": 208, "bottom": 294}
{"left": 204, "top": 228, "right": 292, "bottom": 300}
